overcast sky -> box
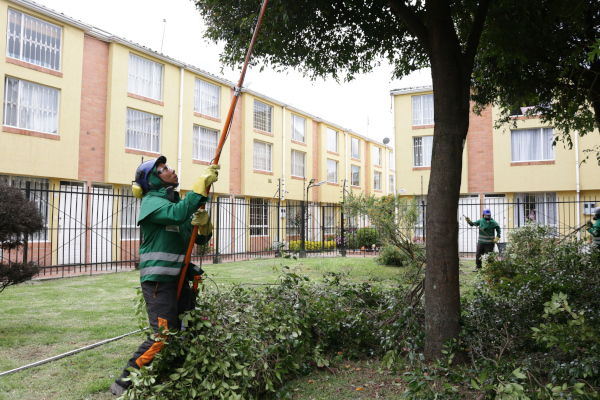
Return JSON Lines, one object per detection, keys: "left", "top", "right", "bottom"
{"left": 40, "top": 0, "right": 432, "bottom": 146}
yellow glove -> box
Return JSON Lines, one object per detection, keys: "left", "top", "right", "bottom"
{"left": 192, "top": 210, "right": 213, "bottom": 236}
{"left": 586, "top": 221, "right": 593, "bottom": 229}
{"left": 465, "top": 217, "right": 472, "bottom": 224}
{"left": 493, "top": 237, "right": 500, "bottom": 244}
{"left": 191, "top": 165, "right": 220, "bottom": 197}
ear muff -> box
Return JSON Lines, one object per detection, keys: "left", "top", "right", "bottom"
{"left": 132, "top": 182, "right": 144, "bottom": 199}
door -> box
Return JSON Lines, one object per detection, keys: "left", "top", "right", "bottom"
{"left": 90, "top": 185, "right": 113, "bottom": 264}
{"left": 216, "top": 196, "right": 232, "bottom": 255}
{"left": 458, "top": 195, "right": 479, "bottom": 254}
{"left": 233, "top": 197, "right": 246, "bottom": 254}
{"left": 58, "top": 182, "right": 86, "bottom": 265}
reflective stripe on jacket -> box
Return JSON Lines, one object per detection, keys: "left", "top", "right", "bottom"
{"left": 138, "top": 188, "right": 211, "bottom": 283}
{"left": 470, "top": 218, "right": 501, "bottom": 244}
{"left": 588, "top": 220, "right": 600, "bottom": 246}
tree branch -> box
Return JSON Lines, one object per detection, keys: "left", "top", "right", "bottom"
{"left": 387, "top": 0, "right": 431, "bottom": 56}
{"left": 464, "top": 0, "right": 492, "bottom": 67}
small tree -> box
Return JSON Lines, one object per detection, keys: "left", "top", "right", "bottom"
{"left": 0, "top": 182, "right": 44, "bottom": 294}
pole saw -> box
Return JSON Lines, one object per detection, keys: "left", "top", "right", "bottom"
{"left": 177, "top": 0, "right": 270, "bottom": 300}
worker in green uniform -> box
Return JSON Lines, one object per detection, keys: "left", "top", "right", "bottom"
{"left": 586, "top": 207, "right": 600, "bottom": 251}
{"left": 465, "top": 208, "right": 501, "bottom": 271}
{"left": 110, "top": 156, "right": 219, "bottom": 397}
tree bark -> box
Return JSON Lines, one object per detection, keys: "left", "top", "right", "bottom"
{"left": 423, "top": 0, "right": 472, "bottom": 360}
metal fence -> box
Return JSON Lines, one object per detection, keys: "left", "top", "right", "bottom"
{"left": 2, "top": 183, "right": 597, "bottom": 278}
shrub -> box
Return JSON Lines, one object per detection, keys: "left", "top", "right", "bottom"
{"left": 356, "top": 227, "right": 379, "bottom": 248}
{"left": 376, "top": 245, "right": 408, "bottom": 267}
{"left": 288, "top": 240, "right": 335, "bottom": 251}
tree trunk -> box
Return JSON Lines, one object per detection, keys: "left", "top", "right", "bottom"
{"left": 423, "top": 4, "right": 472, "bottom": 359}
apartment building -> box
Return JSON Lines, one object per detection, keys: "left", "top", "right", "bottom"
{"left": 391, "top": 85, "right": 600, "bottom": 251}
{"left": 0, "top": 0, "right": 393, "bottom": 264}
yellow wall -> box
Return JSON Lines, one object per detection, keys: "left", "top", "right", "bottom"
{"left": 0, "top": 0, "right": 84, "bottom": 181}
{"left": 285, "top": 109, "right": 314, "bottom": 202}
{"left": 393, "top": 91, "right": 468, "bottom": 196}
{"left": 348, "top": 133, "right": 367, "bottom": 195}
{"left": 318, "top": 123, "right": 345, "bottom": 204}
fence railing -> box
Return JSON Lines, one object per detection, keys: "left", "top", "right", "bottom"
{"left": 2, "top": 184, "right": 597, "bottom": 277}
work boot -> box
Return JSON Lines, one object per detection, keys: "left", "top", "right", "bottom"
{"left": 110, "top": 379, "right": 130, "bottom": 396}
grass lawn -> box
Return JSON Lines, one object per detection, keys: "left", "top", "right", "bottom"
{"left": 0, "top": 256, "right": 479, "bottom": 399}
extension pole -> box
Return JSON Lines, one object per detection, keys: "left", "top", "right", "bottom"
{"left": 177, "top": 0, "right": 270, "bottom": 299}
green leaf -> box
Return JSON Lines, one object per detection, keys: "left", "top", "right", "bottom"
{"left": 471, "top": 379, "right": 481, "bottom": 390}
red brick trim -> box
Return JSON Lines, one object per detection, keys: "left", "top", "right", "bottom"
{"left": 291, "top": 140, "right": 307, "bottom": 147}
{"left": 6, "top": 57, "right": 63, "bottom": 77}
{"left": 254, "top": 128, "right": 274, "bottom": 137}
{"left": 327, "top": 182, "right": 339, "bottom": 186}
{"left": 351, "top": 185, "right": 361, "bottom": 189}
{"left": 254, "top": 169, "right": 274, "bottom": 175}
{"left": 194, "top": 112, "right": 221, "bottom": 123}
{"left": 510, "top": 115, "right": 541, "bottom": 121}
{"left": 511, "top": 160, "right": 555, "bottom": 166}
{"left": 127, "top": 92, "right": 164, "bottom": 106}
{"left": 390, "top": 169, "right": 395, "bottom": 172}
{"left": 413, "top": 124, "right": 434, "bottom": 130}
{"left": 126, "top": 148, "right": 160, "bottom": 157}
{"left": 193, "top": 159, "right": 211, "bottom": 166}
{"left": 351, "top": 157, "right": 360, "bottom": 162}
{"left": 327, "top": 151, "right": 339, "bottom": 156}
{"left": 291, "top": 176, "right": 306, "bottom": 180}
{"left": 3, "top": 125, "right": 60, "bottom": 140}
{"left": 374, "top": 190, "right": 382, "bottom": 193}
{"left": 413, "top": 166, "right": 431, "bottom": 171}
{"left": 374, "top": 164, "right": 382, "bottom": 168}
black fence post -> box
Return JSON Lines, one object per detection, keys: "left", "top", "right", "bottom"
{"left": 321, "top": 205, "right": 325, "bottom": 253}
{"left": 213, "top": 197, "right": 222, "bottom": 264}
{"left": 300, "top": 201, "right": 306, "bottom": 258}
{"left": 340, "top": 204, "right": 346, "bottom": 256}
{"left": 23, "top": 181, "right": 30, "bottom": 265}
{"left": 516, "top": 198, "right": 520, "bottom": 228}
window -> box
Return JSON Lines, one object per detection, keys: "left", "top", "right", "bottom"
{"left": 6, "top": 9, "right": 62, "bottom": 71}
{"left": 351, "top": 137, "right": 360, "bottom": 159}
{"left": 291, "top": 150, "right": 306, "bottom": 178}
{"left": 291, "top": 114, "right": 306, "bottom": 143}
{"left": 286, "top": 200, "right": 302, "bottom": 237}
{"left": 389, "top": 175, "right": 395, "bottom": 193}
{"left": 194, "top": 79, "right": 220, "bottom": 118}
{"left": 389, "top": 152, "right": 395, "bottom": 170}
{"left": 511, "top": 128, "right": 555, "bottom": 162}
{"left": 327, "top": 128, "right": 338, "bottom": 152}
{"left": 514, "top": 193, "right": 558, "bottom": 229}
{"left": 193, "top": 125, "right": 218, "bottom": 162}
{"left": 413, "top": 136, "right": 433, "bottom": 167}
{"left": 374, "top": 171, "right": 382, "bottom": 190}
{"left": 373, "top": 147, "right": 381, "bottom": 166}
{"left": 126, "top": 108, "right": 161, "bottom": 153}
{"left": 351, "top": 165, "right": 360, "bottom": 186}
{"left": 0, "top": 175, "right": 50, "bottom": 241}
{"left": 3, "top": 77, "right": 60, "bottom": 134}
{"left": 324, "top": 206, "right": 335, "bottom": 236}
{"left": 128, "top": 54, "right": 163, "bottom": 101}
{"left": 120, "top": 187, "right": 141, "bottom": 240}
{"left": 415, "top": 196, "right": 427, "bottom": 237}
{"left": 253, "top": 140, "right": 272, "bottom": 172}
{"left": 412, "top": 94, "right": 434, "bottom": 126}
{"left": 327, "top": 159, "right": 338, "bottom": 183}
{"left": 253, "top": 100, "right": 272, "bottom": 132}
{"left": 250, "top": 198, "right": 269, "bottom": 236}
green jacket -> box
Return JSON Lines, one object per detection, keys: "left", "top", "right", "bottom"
{"left": 469, "top": 218, "right": 501, "bottom": 244}
{"left": 587, "top": 219, "right": 600, "bottom": 246}
{"left": 138, "top": 188, "right": 211, "bottom": 283}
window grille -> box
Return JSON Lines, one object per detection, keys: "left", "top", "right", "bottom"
{"left": 291, "top": 114, "right": 306, "bottom": 143}
{"left": 374, "top": 171, "right": 382, "bottom": 190}
{"left": 389, "top": 175, "right": 395, "bottom": 193}
{"left": 5, "top": 176, "right": 50, "bottom": 241}
{"left": 253, "top": 100, "right": 272, "bottom": 132}
{"left": 194, "top": 79, "right": 220, "bottom": 117}
{"left": 250, "top": 198, "right": 268, "bottom": 236}
{"left": 6, "top": 9, "right": 62, "bottom": 71}
{"left": 286, "top": 200, "right": 302, "bottom": 236}
{"left": 120, "top": 187, "right": 141, "bottom": 240}
{"left": 3, "top": 76, "right": 59, "bottom": 134}
{"left": 291, "top": 150, "right": 305, "bottom": 178}
{"left": 373, "top": 147, "right": 381, "bottom": 165}
{"left": 326, "top": 128, "right": 338, "bottom": 152}
{"left": 193, "top": 126, "right": 218, "bottom": 162}
{"left": 327, "top": 159, "right": 338, "bottom": 183}
{"left": 389, "top": 152, "right": 395, "bottom": 170}
{"left": 413, "top": 136, "right": 433, "bottom": 167}
{"left": 412, "top": 94, "right": 434, "bottom": 125}
{"left": 253, "top": 140, "right": 272, "bottom": 172}
{"left": 351, "top": 165, "right": 360, "bottom": 186}
{"left": 351, "top": 137, "right": 360, "bottom": 159}
{"left": 511, "top": 128, "right": 555, "bottom": 162}
{"left": 128, "top": 53, "right": 163, "bottom": 101}
{"left": 514, "top": 193, "right": 558, "bottom": 230}
{"left": 126, "top": 108, "right": 161, "bottom": 153}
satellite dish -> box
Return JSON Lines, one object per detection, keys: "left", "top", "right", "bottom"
{"left": 383, "top": 137, "right": 390, "bottom": 145}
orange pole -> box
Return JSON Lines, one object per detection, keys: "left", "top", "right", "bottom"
{"left": 177, "top": 0, "right": 270, "bottom": 299}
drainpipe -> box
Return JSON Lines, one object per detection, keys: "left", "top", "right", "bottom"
{"left": 344, "top": 131, "right": 348, "bottom": 185}
{"left": 575, "top": 129, "right": 581, "bottom": 239}
{"left": 282, "top": 106, "right": 286, "bottom": 201}
{"left": 177, "top": 66, "right": 184, "bottom": 191}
